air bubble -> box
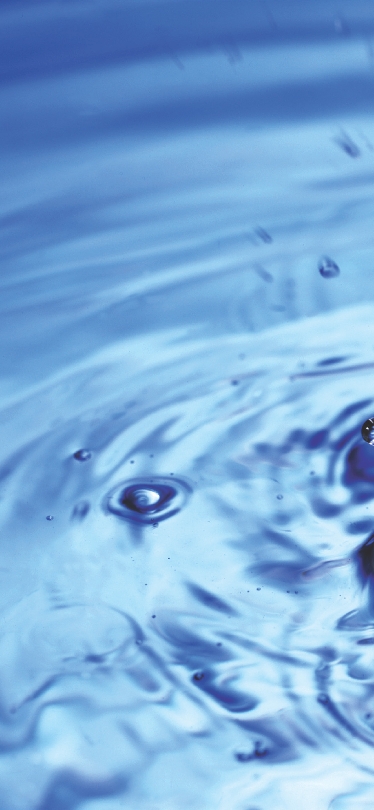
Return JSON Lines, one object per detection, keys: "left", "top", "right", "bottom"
{"left": 46, "top": 515, "right": 54, "bottom": 521}
{"left": 318, "top": 256, "right": 340, "bottom": 279}
{"left": 361, "top": 418, "right": 374, "bottom": 446}
{"left": 106, "top": 476, "right": 191, "bottom": 523}
{"left": 73, "top": 448, "right": 92, "bottom": 461}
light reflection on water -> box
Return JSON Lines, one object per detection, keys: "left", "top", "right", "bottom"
{"left": 3, "top": 2, "right": 374, "bottom": 808}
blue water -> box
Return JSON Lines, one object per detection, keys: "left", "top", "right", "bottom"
{"left": 4, "top": 1, "right": 374, "bottom": 808}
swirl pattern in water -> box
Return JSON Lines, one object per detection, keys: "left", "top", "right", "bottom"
{"left": 3, "top": 1, "right": 374, "bottom": 808}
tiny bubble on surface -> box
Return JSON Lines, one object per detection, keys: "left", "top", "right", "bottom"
{"left": 46, "top": 515, "right": 54, "bottom": 521}
{"left": 73, "top": 448, "right": 92, "bottom": 461}
{"left": 193, "top": 671, "right": 204, "bottom": 681}
{"left": 361, "top": 418, "right": 374, "bottom": 445}
{"left": 277, "top": 494, "right": 283, "bottom": 500}
{"left": 318, "top": 256, "right": 340, "bottom": 279}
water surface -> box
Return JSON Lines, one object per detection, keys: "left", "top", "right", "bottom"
{"left": 3, "top": 2, "right": 374, "bottom": 808}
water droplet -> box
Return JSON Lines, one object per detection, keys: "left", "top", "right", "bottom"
{"left": 318, "top": 256, "right": 340, "bottom": 279}
{"left": 73, "top": 448, "right": 92, "bottom": 461}
{"left": 362, "top": 418, "right": 374, "bottom": 445}
{"left": 106, "top": 476, "right": 191, "bottom": 523}
{"left": 46, "top": 515, "right": 54, "bottom": 521}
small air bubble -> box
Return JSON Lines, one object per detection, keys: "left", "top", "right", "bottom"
{"left": 277, "top": 494, "right": 283, "bottom": 500}
{"left": 318, "top": 256, "right": 340, "bottom": 279}
{"left": 46, "top": 515, "right": 54, "bottom": 521}
{"left": 73, "top": 448, "right": 92, "bottom": 462}
{"left": 256, "top": 587, "right": 261, "bottom": 591}
{"left": 193, "top": 671, "right": 204, "bottom": 681}
{"left": 362, "top": 418, "right": 374, "bottom": 445}
{"left": 231, "top": 380, "right": 239, "bottom": 386}
{"left": 152, "top": 614, "right": 156, "bottom": 618}
{"left": 130, "top": 460, "right": 135, "bottom": 464}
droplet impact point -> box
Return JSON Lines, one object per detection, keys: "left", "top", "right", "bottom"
{"left": 362, "top": 418, "right": 374, "bottom": 446}
{"left": 106, "top": 476, "right": 191, "bottom": 524}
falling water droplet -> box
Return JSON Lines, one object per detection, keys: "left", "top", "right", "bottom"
{"left": 318, "top": 257, "right": 340, "bottom": 279}
{"left": 73, "top": 448, "right": 92, "bottom": 461}
{"left": 106, "top": 476, "right": 191, "bottom": 523}
{"left": 361, "top": 418, "right": 374, "bottom": 446}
